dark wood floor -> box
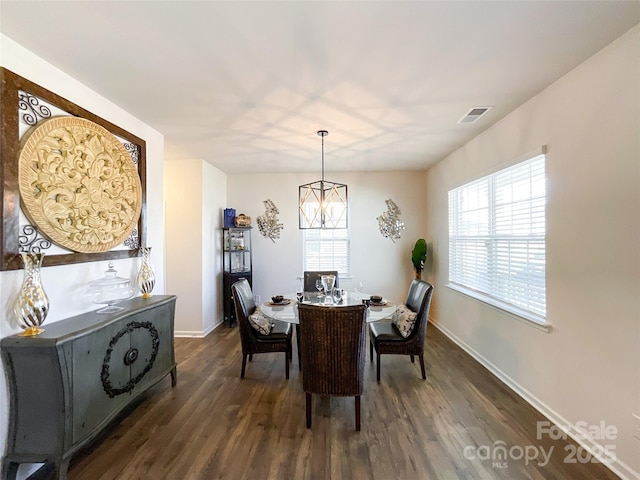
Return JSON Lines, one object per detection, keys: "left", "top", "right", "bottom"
{"left": 62, "top": 323, "right": 619, "bottom": 480}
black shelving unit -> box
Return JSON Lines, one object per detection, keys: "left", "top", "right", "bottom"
{"left": 222, "top": 227, "right": 252, "bottom": 326}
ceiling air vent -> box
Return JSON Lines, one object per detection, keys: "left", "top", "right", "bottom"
{"left": 457, "top": 106, "right": 492, "bottom": 124}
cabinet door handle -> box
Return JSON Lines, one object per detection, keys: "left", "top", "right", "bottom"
{"left": 124, "top": 348, "right": 139, "bottom": 366}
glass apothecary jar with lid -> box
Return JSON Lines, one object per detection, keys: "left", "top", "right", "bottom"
{"left": 89, "top": 262, "right": 135, "bottom": 313}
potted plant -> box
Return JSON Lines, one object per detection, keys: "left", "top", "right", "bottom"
{"left": 411, "top": 238, "right": 427, "bottom": 279}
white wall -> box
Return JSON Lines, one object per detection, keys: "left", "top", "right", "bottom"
{"left": 165, "top": 159, "right": 227, "bottom": 336}
{"left": 202, "top": 162, "right": 227, "bottom": 333}
{"left": 227, "top": 171, "right": 428, "bottom": 304}
{"left": 424, "top": 25, "right": 640, "bottom": 479}
{"left": 0, "top": 35, "right": 166, "bottom": 478}
{"left": 166, "top": 167, "right": 428, "bottom": 332}
{"left": 4, "top": 20, "right": 636, "bottom": 480}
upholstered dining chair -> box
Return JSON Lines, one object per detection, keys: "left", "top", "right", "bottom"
{"left": 297, "top": 303, "right": 368, "bottom": 431}
{"left": 369, "top": 279, "right": 434, "bottom": 382}
{"left": 231, "top": 278, "right": 293, "bottom": 379}
{"left": 303, "top": 270, "right": 339, "bottom": 292}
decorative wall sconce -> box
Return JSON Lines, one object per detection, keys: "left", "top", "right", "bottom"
{"left": 257, "top": 199, "right": 284, "bottom": 243}
{"left": 377, "top": 199, "right": 405, "bottom": 243}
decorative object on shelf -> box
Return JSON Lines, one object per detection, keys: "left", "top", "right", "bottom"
{"left": 235, "top": 213, "right": 252, "bottom": 226}
{"left": 89, "top": 262, "right": 135, "bottom": 313}
{"left": 299, "top": 130, "right": 348, "bottom": 229}
{"left": 13, "top": 252, "right": 49, "bottom": 336}
{"left": 257, "top": 199, "right": 284, "bottom": 242}
{"left": 137, "top": 247, "right": 156, "bottom": 298}
{"left": 377, "top": 199, "right": 405, "bottom": 243}
{"left": 412, "top": 238, "right": 428, "bottom": 280}
{"left": 18, "top": 116, "right": 142, "bottom": 254}
{"left": 223, "top": 208, "right": 236, "bottom": 228}
{"left": 222, "top": 227, "right": 253, "bottom": 326}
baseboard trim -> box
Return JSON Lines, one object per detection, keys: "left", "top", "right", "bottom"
{"left": 430, "top": 318, "right": 639, "bottom": 480}
{"left": 175, "top": 320, "right": 221, "bottom": 338}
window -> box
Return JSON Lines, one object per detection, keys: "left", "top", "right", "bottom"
{"left": 303, "top": 228, "right": 350, "bottom": 276}
{"left": 448, "top": 151, "right": 546, "bottom": 323}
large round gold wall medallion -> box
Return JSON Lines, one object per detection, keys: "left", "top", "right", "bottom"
{"left": 18, "top": 117, "right": 142, "bottom": 253}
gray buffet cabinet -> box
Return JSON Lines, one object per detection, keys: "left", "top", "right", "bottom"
{"left": 1, "top": 295, "right": 177, "bottom": 480}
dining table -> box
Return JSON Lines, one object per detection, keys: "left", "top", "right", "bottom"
{"left": 260, "top": 291, "right": 397, "bottom": 324}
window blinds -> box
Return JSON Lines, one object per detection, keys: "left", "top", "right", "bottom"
{"left": 449, "top": 154, "right": 546, "bottom": 321}
{"left": 303, "top": 228, "right": 350, "bottom": 276}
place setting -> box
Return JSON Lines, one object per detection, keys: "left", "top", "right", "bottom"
{"left": 367, "top": 295, "right": 389, "bottom": 308}
{"left": 265, "top": 295, "right": 293, "bottom": 307}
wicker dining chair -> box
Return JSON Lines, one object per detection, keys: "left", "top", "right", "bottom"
{"left": 297, "top": 303, "right": 368, "bottom": 431}
{"left": 297, "top": 270, "right": 340, "bottom": 368}
{"left": 302, "top": 270, "right": 339, "bottom": 292}
{"left": 369, "top": 279, "right": 434, "bottom": 382}
{"left": 231, "top": 278, "right": 293, "bottom": 379}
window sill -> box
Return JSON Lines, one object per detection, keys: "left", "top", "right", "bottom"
{"left": 297, "top": 275, "right": 354, "bottom": 281}
{"left": 445, "top": 284, "right": 552, "bottom": 333}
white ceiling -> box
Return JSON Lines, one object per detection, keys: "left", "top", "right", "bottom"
{"left": 1, "top": 1, "right": 639, "bottom": 174}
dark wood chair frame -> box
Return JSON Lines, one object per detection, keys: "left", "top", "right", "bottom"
{"left": 231, "top": 278, "right": 293, "bottom": 379}
{"left": 298, "top": 303, "right": 367, "bottom": 431}
{"left": 369, "top": 279, "right": 434, "bottom": 382}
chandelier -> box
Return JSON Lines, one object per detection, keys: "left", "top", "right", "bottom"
{"left": 298, "top": 130, "right": 348, "bottom": 229}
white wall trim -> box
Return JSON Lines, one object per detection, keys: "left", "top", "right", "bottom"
{"left": 445, "top": 284, "right": 552, "bottom": 333}
{"left": 429, "top": 317, "right": 640, "bottom": 480}
{"left": 447, "top": 145, "right": 548, "bottom": 191}
{"left": 175, "top": 320, "right": 221, "bottom": 338}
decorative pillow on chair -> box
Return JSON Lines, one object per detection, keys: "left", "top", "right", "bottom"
{"left": 392, "top": 304, "right": 418, "bottom": 338}
{"left": 249, "top": 307, "right": 273, "bottom": 335}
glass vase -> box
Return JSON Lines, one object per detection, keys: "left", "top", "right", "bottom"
{"left": 137, "top": 247, "right": 155, "bottom": 298}
{"left": 13, "top": 252, "right": 49, "bottom": 336}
